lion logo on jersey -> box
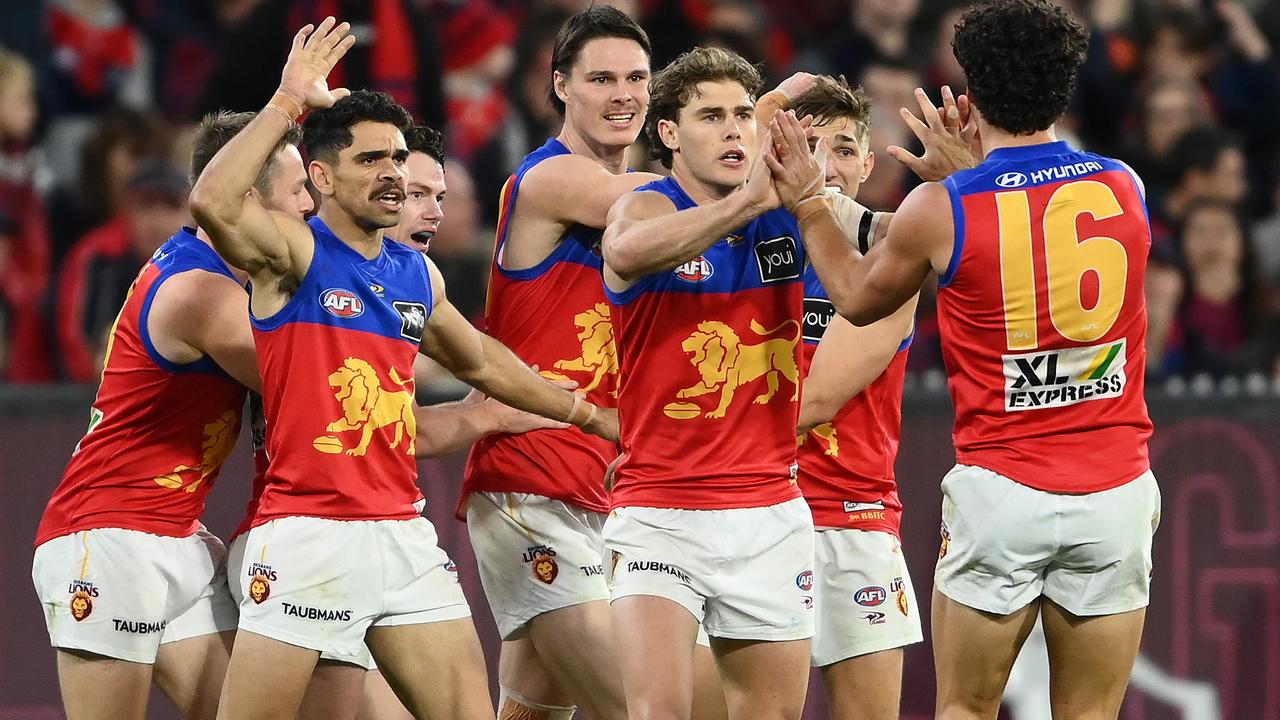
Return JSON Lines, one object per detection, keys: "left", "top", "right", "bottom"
{"left": 797, "top": 422, "right": 839, "bottom": 456}
{"left": 247, "top": 573, "right": 271, "bottom": 604}
{"left": 539, "top": 304, "right": 618, "bottom": 396}
{"left": 664, "top": 319, "right": 801, "bottom": 419}
{"left": 154, "top": 409, "right": 241, "bottom": 492}
{"left": 313, "top": 358, "right": 416, "bottom": 456}
{"left": 70, "top": 590, "right": 93, "bottom": 621}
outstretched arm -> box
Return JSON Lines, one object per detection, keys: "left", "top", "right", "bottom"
{"left": 419, "top": 260, "right": 617, "bottom": 441}
{"left": 767, "top": 110, "right": 951, "bottom": 325}
{"left": 189, "top": 19, "right": 354, "bottom": 292}
{"left": 602, "top": 139, "right": 778, "bottom": 286}
{"left": 797, "top": 294, "right": 917, "bottom": 433}
{"left": 413, "top": 387, "right": 571, "bottom": 458}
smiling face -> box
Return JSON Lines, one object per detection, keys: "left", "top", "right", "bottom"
{"left": 808, "top": 116, "right": 873, "bottom": 200}
{"left": 390, "top": 151, "right": 446, "bottom": 253}
{"left": 310, "top": 121, "right": 409, "bottom": 232}
{"left": 660, "top": 80, "right": 757, "bottom": 194}
{"left": 556, "top": 36, "right": 651, "bottom": 151}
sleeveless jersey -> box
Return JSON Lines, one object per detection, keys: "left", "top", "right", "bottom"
{"left": 229, "top": 393, "right": 269, "bottom": 541}
{"left": 249, "top": 216, "right": 433, "bottom": 526}
{"left": 937, "top": 141, "right": 1153, "bottom": 492}
{"left": 796, "top": 266, "right": 908, "bottom": 535}
{"left": 462, "top": 139, "right": 617, "bottom": 516}
{"left": 606, "top": 177, "right": 806, "bottom": 510}
{"left": 37, "top": 229, "right": 247, "bottom": 546}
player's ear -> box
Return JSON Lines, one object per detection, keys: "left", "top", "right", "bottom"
{"left": 308, "top": 160, "right": 335, "bottom": 196}
{"left": 862, "top": 150, "right": 875, "bottom": 182}
{"left": 553, "top": 71, "right": 571, "bottom": 106}
{"left": 658, "top": 118, "right": 679, "bottom": 153}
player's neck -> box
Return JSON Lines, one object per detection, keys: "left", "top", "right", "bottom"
{"left": 195, "top": 225, "right": 250, "bottom": 284}
{"left": 979, "top": 123, "right": 1058, "bottom": 159}
{"left": 670, "top": 162, "right": 735, "bottom": 206}
{"left": 557, "top": 125, "right": 628, "bottom": 174}
{"left": 318, "top": 205, "right": 384, "bottom": 260}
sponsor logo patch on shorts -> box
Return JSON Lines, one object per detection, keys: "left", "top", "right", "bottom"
{"left": 522, "top": 544, "right": 559, "bottom": 585}
{"left": 246, "top": 562, "right": 276, "bottom": 604}
{"left": 863, "top": 611, "right": 886, "bottom": 626}
{"left": 1003, "top": 339, "right": 1126, "bottom": 412}
{"left": 796, "top": 570, "right": 813, "bottom": 591}
{"left": 854, "top": 586, "right": 887, "bottom": 607}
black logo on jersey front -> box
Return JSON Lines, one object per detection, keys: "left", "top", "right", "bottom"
{"left": 1010, "top": 354, "right": 1070, "bottom": 389}
{"left": 393, "top": 301, "right": 428, "bottom": 342}
{"left": 755, "top": 236, "right": 801, "bottom": 283}
{"left": 802, "top": 298, "right": 835, "bottom": 342}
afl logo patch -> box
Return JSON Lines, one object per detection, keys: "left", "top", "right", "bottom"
{"left": 995, "top": 171, "right": 1028, "bottom": 188}
{"left": 854, "top": 586, "right": 887, "bottom": 607}
{"left": 674, "top": 256, "right": 714, "bottom": 282}
{"left": 320, "top": 288, "right": 364, "bottom": 318}
{"left": 796, "top": 570, "right": 813, "bottom": 591}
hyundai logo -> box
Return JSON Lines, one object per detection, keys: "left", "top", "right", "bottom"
{"left": 995, "top": 172, "right": 1028, "bottom": 188}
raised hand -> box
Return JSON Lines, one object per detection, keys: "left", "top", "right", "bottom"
{"left": 773, "top": 72, "right": 819, "bottom": 103}
{"left": 763, "top": 109, "right": 825, "bottom": 213}
{"left": 887, "top": 86, "right": 977, "bottom": 183}
{"left": 741, "top": 135, "right": 783, "bottom": 215}
{"left": 279, "top": 17, "right": 357, "bottom": 111}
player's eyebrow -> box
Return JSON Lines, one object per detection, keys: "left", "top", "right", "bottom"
{"left": 833, "top": 133, "right": 859, "bottom": 144}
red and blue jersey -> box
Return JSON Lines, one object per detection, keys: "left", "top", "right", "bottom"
{"left": 796, "top": 266, "right": 907, "bottom": 535}
{"left": 937, "top": 141, "right": 1153, "bottom": 493}
{"left": 248, "top": 217, "right": 432, "bottom": 527}
{"left": 37, "top": 229, "right": 247, "bottom": 546}
{"left": 606, "top": 177, "right": 806, "bottom": 510}
{"left": 462, "top": 138, "right": 618, "bottom": 516}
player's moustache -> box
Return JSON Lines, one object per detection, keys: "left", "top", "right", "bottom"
{"left": 369, "top": 181, "right": 406, "bottom": 200}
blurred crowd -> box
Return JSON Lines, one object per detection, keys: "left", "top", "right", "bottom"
{"left": 1, "top": 0, "right": 1278, "bottom": 385}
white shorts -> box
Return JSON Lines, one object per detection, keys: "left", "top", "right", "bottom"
{"left": 466, "top": 492, "right": 611, "bottom": 639}
{"left": 32, "top": 526, "right": 238, "bottom": 663}
{"left": 810, "top": 528, "right": 922, "bottom": 666}
{"left": 234, "top": 516, "right": 470, "bottom": 662}
{"left": 604, "top": 498, "right": 815, "bottom": 641}
{"left": 227, "top": 532, "right": 375, "bottom": 669}
{"left": 935, "top": 465, "right": 1161, "bottom": 616}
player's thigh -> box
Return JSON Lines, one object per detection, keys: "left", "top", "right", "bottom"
{"left": 355, "top": 669, "right": 414, "bottom": 720}
{"left": 709, "top": 636, "right": 811, "bottom": 720}
{"left": 931, "top": 589, "right": 1040, "bottom": 719}
{"left": 819, "top": 648, "right": 903, "bottom": 720}
{"left": 153, "top": 630, "right": 234, "bottom": 720}
{"left": 366, "top": 618, "right": 494, "bottom": 720}
{"left": 498, "top": 636, "right": 577, "bottom": 708}
{"left": 611, "top": 594, "right": 702, "bottom": 720}
{"left": 215, "top": 629, "right": 320, "bottom": 720}
{"left": 691, "top": 639, "right": 728, "bottom": 720}
{"left": 527, "top": 601, "right": 624, "bottom": 699}
{"left": 298, "top": 660, "right": 369, "bottom": 720}
{"left": 56, "top": 649, "right": 153, "bottom": 720}
{"left": 1041, "top": 600, "right": 1146, "bottom": 720}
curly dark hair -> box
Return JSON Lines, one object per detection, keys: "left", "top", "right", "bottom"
{"left": 791, "top": 76, "right": 872, "bottom": 147}
{"left": 646, "top": 46, "right": 763, "bottom": 169}
{"left": 405, "top": 125, "right": 445, "bottom": 166}
{"left": 952, "top": 0, "right": 1088, "bottom": 135}
{"left": 302, "top": 90, "right": 414, "bottom": 165}
{"left": 191, "top": 111, "right": 302, "bottom": 195}
{"left": 549, "top": 5, "right": 651, "bottom": 118}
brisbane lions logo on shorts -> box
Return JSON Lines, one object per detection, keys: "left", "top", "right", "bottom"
{"left": 248, "top": 573, "right": 271, "bottom": 604}
{"left": 531, "top": 552, "right": 558, "bottom": 584}
{"left": 70, "top": 590, "right": 93, "bottom": 621}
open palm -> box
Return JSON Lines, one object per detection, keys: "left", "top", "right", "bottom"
{"left": 278, "top": 16, "right": 356, "bottom": 110}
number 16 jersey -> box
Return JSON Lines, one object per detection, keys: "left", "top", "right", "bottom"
{"left": 937, "top": 141, "right": 1153, "bottom": 493}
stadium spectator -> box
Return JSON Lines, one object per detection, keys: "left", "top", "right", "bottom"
{"left": 56, "top": 160, "right": 189, "bottom": 381}
{"left": 1155, "top": 126, "right": 1247, "bottom": 246}
{"left": 0, "top": 48, "right": 54, "bottom": 381}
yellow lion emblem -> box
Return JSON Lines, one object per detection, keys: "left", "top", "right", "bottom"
{"left": 798, "top": 422, "right": 840, "bottom": 457}
{"left": 540, "top": 303, "right": 618, "bottom": 396}
{"left": 665, "top": 319, "right": 801, "bottom": 419}
{"left": 313, "top": 358, "right": 416, "bottom": 456}
{"left": 154, "top": 409, "right": 241, "bottom": 492}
